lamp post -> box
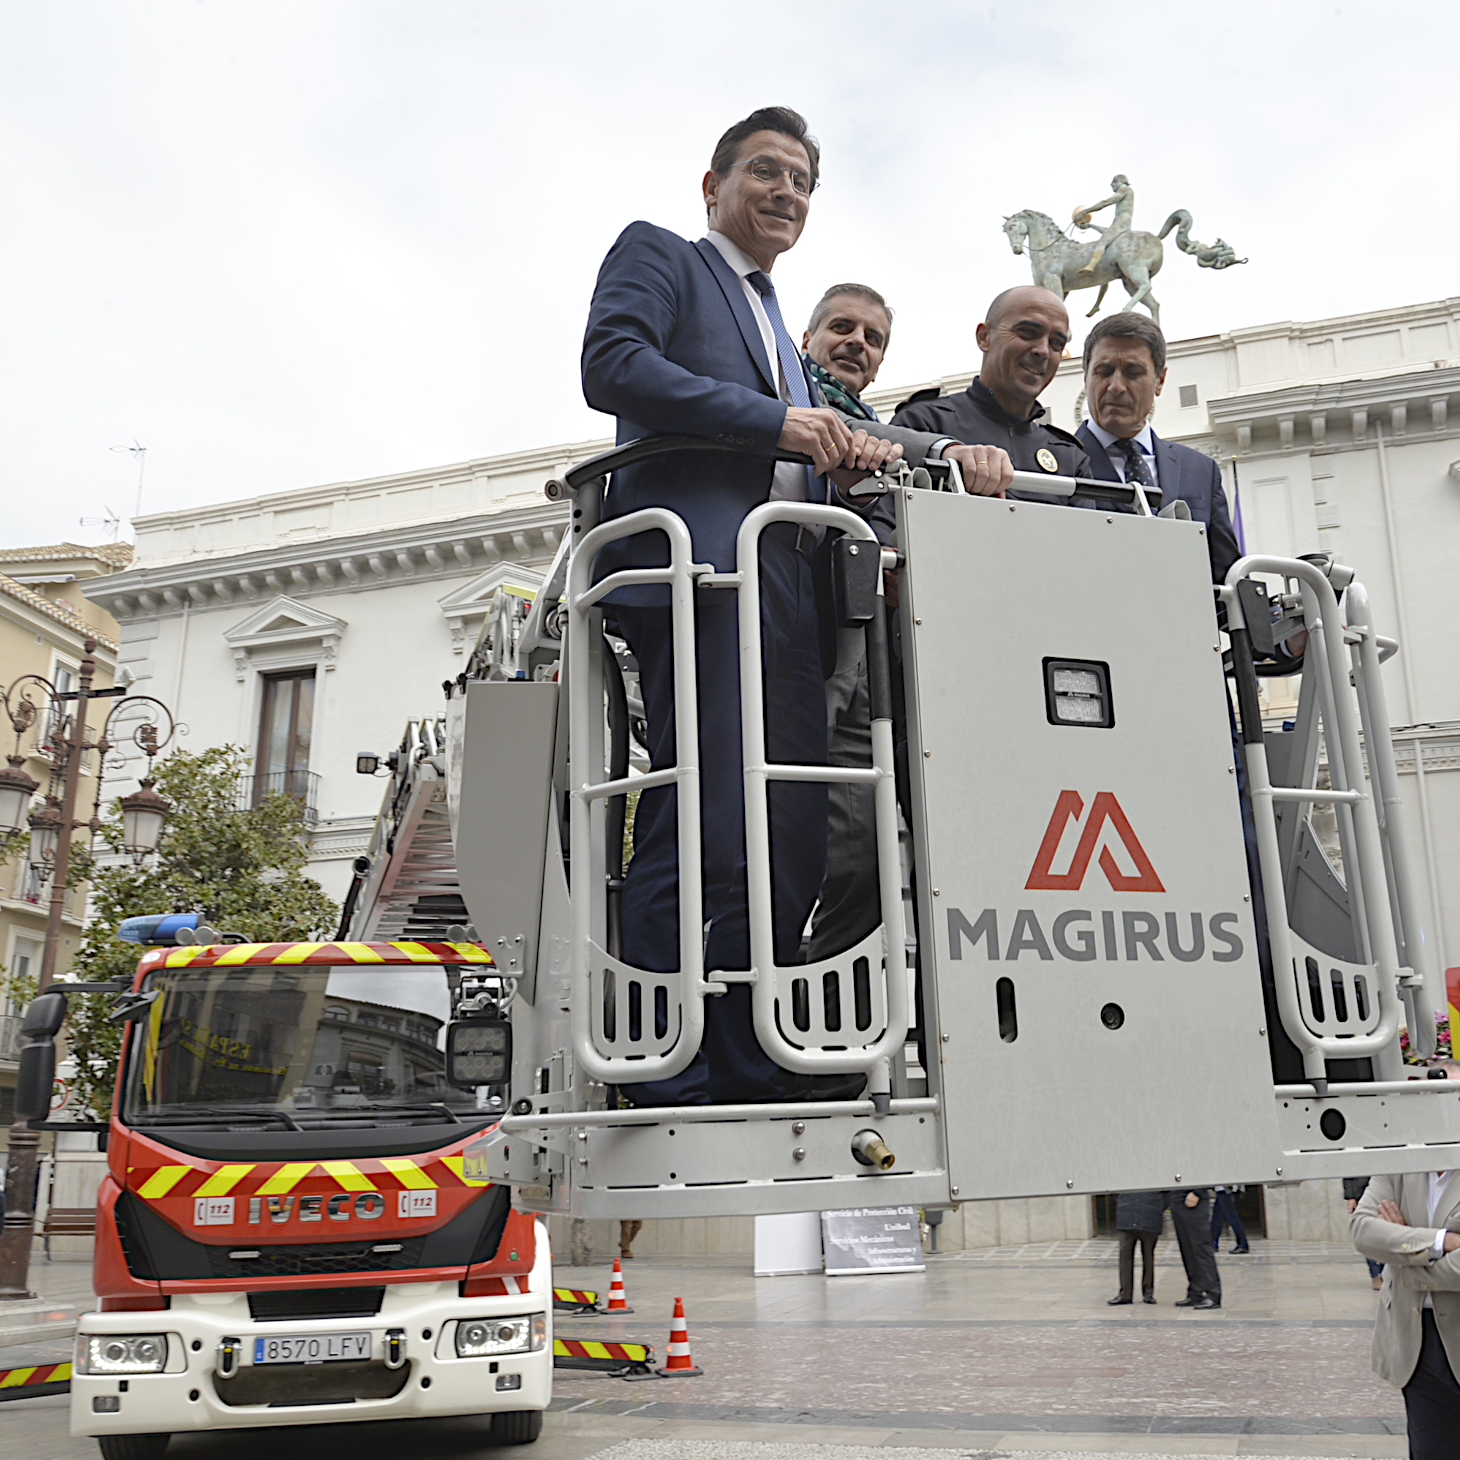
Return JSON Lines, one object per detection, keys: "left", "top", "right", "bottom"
{"left": 0, "top": 642, "right": 177, "bottom": 1299}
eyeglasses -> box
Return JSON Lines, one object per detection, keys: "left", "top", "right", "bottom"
{"left": 730, "top": 156, "right": 818, "bottom": 197}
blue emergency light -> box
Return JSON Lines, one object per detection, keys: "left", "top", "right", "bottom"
{"left": 117, "top": 912, "right": 201, "bottom": 946}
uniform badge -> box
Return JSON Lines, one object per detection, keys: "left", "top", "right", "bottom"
{"left": 1036, "top": 448, "right": 1059, "bottom": 473}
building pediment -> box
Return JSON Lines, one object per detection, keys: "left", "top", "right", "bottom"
{"left": 223, "top": 595, "right": 348, "bottom": 678}
{"left": 438, "top": 564, "right": 544, "bottom": 653}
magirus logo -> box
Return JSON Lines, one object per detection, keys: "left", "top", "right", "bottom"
{"left": 946, "top": 790, "right": 1245, "bottom": 965}
{"left": 1025, "top": 790, "right": 1163, "bottom": 893}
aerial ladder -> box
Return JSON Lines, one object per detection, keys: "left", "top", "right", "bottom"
{"left": 343, "top": 436, "right": 1452, "bottom": 1220}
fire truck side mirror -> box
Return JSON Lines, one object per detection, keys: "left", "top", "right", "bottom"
{"left": 109, "top": 989, "right": 163, "bottom": 1024}
{"left": 445, "top": 1018, "right": 512, "bottom": 1088}
{"left": 15, "top": 991, "right": 67, "bottom": 1122}
{"left": 21, "top": 991, "right": 67, "bottom": 1040}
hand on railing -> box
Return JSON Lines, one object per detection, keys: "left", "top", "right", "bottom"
{"left": 548, "top": 434, "right": 1150, "bottom": 507}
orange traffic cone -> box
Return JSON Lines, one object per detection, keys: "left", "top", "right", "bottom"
{"left": 605, "top": 1257, "right": 632, "bottom": 1313}
{"left": 655, "top": 1296, "right": 703, "bottom": 1377}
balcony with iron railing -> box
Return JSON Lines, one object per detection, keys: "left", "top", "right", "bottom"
{"left": 236, "top": 769, "right": 321, "bottom": 827}
{"left": 0, "top": 1013, "right": 21, "bottom": 1064}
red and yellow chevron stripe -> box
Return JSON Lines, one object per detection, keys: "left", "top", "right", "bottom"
{"left": 130, "top": 1153, "right": 478, "bottom": 1200}
{"left": 553, "top": 1287, "right": 600, "bottom": 1307}
{"left": 125, "top": 1122, "right": 498, "bottom": 1239}
{"left": 553, "top": 1339, "right": 651, "bottom": 1365}
{"left": 0, "top": 1362, "right": 72, "bottom": 1400}
{"left": 138, "top": 941, "right": 495, "bottom": 970}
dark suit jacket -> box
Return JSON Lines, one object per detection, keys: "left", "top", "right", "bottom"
{"left": 1115, "top": 1190, "right": 1166, "bottom": 1234}
{"left": 1076, "top": 422, "right": 1240, "bottom": 585}
{"left": 581, "top": 221, "right": 941, "bottom": 600}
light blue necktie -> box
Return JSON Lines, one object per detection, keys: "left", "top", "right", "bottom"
{"left": 748, "top": 269, "right": 820, "bottom": 501}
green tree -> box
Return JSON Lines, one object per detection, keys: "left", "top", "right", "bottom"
{"left": 62, "top": 745, "right": 337, "bottom": 1117}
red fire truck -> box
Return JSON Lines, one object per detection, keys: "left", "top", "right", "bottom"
{"left": 18, "top": 933, "right": 547, "bottom": 1458}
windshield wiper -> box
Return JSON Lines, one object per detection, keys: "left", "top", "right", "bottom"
{"left": 302, "top": 1103, "right": 466, "bottom": 1124}
{"left": 137, "top": 1105, "right": 304, "bottom": 1131}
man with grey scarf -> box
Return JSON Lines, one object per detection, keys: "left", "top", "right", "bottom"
{"left": 798, "top": 284, "right": 897, "bottom": 961}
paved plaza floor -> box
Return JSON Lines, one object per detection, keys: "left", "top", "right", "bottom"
{"left": 3, "top": 1238, "right": 1409, "bottom": 1459}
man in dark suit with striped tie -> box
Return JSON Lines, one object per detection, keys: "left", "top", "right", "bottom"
{"left": 1074, "top": 312, "right": 1240, "bottom": 582}
{"left": 581, "top": 107, "right": 963, "bottom": 1106}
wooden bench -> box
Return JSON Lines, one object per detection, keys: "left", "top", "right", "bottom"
{"left": 40, "top": 1207, "right": 96, "bottom": 1259}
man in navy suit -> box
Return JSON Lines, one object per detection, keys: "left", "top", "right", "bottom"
{"left": 581, "top": 107, "right": 983, "bottom": 1105}
{"left": 1074, "top": 312, "right": 1239, "bottom": 583}
{"left": 1077, "top": 312, "right": 1307, "bottom": 1042}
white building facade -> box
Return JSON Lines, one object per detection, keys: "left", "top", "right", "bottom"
{"left": 82, "top": 297, "right": 1460, "bottom": 1248}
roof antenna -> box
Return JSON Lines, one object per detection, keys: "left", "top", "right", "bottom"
{"left": 110, "top": 440, "right": 148, "bottom": 533}
{"left": 80, "top": 507, "right": 122, "bottom": 542}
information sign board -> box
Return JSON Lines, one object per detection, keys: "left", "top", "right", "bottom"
{"left": 820, "top": 1205, "right": 924, "bottom": 1275}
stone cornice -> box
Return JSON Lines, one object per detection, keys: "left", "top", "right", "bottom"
{"left": 1215, "top": 296, "right": 1460, "bottom": 346}
{"left": 84, "top": 501, "right": 570, "bottom": 624}
{"left": 1207, "top": 365, "right": 1460, "bottom": 455}
{"left": 128, "top": 437, "right": 610, "bottom": 537}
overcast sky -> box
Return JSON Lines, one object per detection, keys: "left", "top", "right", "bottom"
{"left": 3, "top": 1, "right": 1454, "bottom": 548}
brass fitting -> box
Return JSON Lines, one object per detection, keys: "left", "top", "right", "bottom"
{"left": 851, "top": 1129, "right": 895, "bottom": 1170}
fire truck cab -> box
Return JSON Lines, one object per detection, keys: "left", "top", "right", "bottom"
{"left": 25, "top": 937, "right": 546, "bottom": 1459}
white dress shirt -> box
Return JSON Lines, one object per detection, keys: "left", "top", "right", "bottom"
{"left": 1085, "top": 418, "right": 1161, "bottom": 492}
{"left": 704, "top": 231, "right": 952, "bottom": 508}
{"left": 1425, "top": 1170, "right": 1456, "bottom": 1307}
{"left": 705, "top": 231, "right": 807, "bottom": 504}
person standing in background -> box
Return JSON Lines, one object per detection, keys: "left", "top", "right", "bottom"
{"left": 619, "top": 1219, "right": 643, "bottom": 1260}
{"left": 1109, "top": 1191, "right": 1164, "bottom": 1305}
{"left": 1167, "top": 1185, "right": 1221, "bottom": 1309}
{"left": 1347, "top": 1176, "right": 1384, "bottom": 1289}
{"left": 1212, "top": 1185, "right": 1250, "bottom": 1254}
{"left": 1351, "top": 1060, "right": 1460, "bottom": 1460}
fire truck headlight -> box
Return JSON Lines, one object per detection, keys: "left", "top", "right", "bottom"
{"left": 454, "top": 1313, "right": 545, "bottom": 1357}
{"left": 81, "top": 1335, "right": 169, "bottom": 1374}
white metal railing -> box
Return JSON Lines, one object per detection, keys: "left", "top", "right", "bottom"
{"left": 567, "top": 508, "right": 707, "bottom": 1086}
{"left": 734, "top": 501, "right": 908, "bottom": 1086}
{"left": 1225, "top": 555, "right": 1410, "bottom": 1085}
{"left": 1344, "top": 582, "right": 1439, "bottom": 1054}
{"left": 564, "top": 499, "right": 910, "bottom": 1095}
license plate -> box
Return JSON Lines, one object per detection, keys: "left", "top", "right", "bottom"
{"left": 252, "top": 1332, "right": 372, "bottom": 1365}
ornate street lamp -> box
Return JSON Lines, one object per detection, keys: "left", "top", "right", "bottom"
{"left": 25, "top": 798, "right": 63, "bottom": 882}
{"left": 0, "top": 755, "right": 39, "bottom": 840}
{"left": 0, "top": 645, "right": 180, "bottom": 1302}
{"left": 119, "top": 777, "right": 171, "bottom": 860}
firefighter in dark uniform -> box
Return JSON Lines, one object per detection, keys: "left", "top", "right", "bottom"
{"left": 809, "top": 284, "right": 1114, "bottom": 1031}
{"left": 892, "top": 284, "right": 1110, "bottom": 508}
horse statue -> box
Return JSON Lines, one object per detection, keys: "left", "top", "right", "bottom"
{"left": 1002, "top": 194, "right": 1246, "bottom": 327}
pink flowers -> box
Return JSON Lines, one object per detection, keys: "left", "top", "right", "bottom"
{"left": 1400, "top": 1008, "right": 1452, "bottom": 1063}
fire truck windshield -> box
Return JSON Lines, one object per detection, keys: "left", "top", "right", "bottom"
{"left": 123, "top": 963, "right": 486, "bottom": 1129}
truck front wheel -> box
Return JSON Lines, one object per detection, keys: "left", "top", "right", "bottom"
{"left": 489, "top": 1409, "right": 543, "bottom": 1444}
{"left": 97, "top": 1436, "right": 170, "bottom": 1460}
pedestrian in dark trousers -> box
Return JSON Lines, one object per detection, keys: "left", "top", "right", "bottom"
{"left": 1166, "top": 1186, "right": 1221, "bottom": 1309}
{"left": 1345, "top": 1175, "right": 1384, "bottom": 1289}
{"left": 1109, "top": 1191, "right": 1164, "bottom": 1305}
{"left": 1211, "top": 1185, "right": 1250, "bottom": 1253}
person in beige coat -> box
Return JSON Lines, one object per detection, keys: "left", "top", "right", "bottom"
{"left": 1351, "top": 1062, "right": 1460, "bottom": 1459}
